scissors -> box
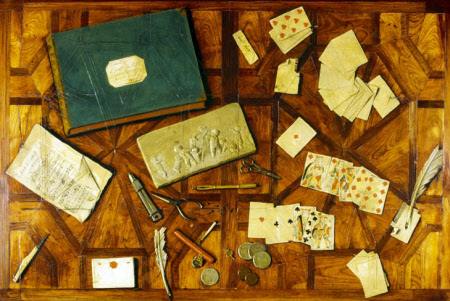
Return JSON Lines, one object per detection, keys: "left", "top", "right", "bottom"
{"left": 151, "top": 193, "right": 203, "bottom": 221}
{"left": 240, "top": 157, "right": 282, "bottom": 180}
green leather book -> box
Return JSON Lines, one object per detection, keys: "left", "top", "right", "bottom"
{"left": 47, "top": 9, "right": 207, "bottom": 136}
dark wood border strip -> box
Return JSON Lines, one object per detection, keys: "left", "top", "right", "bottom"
{"left": 418, "top": 100, "right": 445, "bottom": 108}
{"left": 409, "top": 101, "right": 418, "bottom": 197}
{"left": 0, "top": 10, "right": 10, "bottom": 289}
{"left": 22, "top": 1, "right": 427, "bottom": 13}
{"left": 441, "top": 12, "right": 450, "bottom": 289}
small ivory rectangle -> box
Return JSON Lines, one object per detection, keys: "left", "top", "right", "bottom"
{"left": 233, "top": 30, "right": 259, "bottom": 65}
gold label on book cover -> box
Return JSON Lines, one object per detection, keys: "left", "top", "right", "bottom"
{"left": 106, "top": 55, "right": 147, "bottom": 88}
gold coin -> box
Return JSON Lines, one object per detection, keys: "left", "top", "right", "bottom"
{"left": 248, "top": 242, "right": 266, "bottom": 258}
{"left": 253, "top": 251, "right": 271, "bottom": 270}
{"left": 238, "top": 242, "right": 253, "bottom": 260}
{"left": 201, "top": 268, "right": 220, "bottom": 286}
{"left": 245, "top": 272, "right": 259, "bottom": 286}
{"left": 237, "top": 266, "right": 252, "bottom": 281}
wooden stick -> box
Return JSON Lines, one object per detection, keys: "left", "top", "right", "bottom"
{"left": 173, "top": 229, "right": 215, "bottom": 263}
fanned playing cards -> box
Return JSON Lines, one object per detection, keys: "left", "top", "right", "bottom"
{"left": 300, "top": 152, "right": 390, "bottom": 215}
{"left": 347, "top": 251, "right": 389, "bottom": 298}
{"left": 248, "top": 202, "right": 335, "bottom": 250}
{"left": 269, "top": 6, "right": 312, "bottom": 54}
{"left": 318, "top": 30, "right": 399, "bottom": 120}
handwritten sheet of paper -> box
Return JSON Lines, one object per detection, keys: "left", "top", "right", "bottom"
{"left": 276, "top": 117, "right": 316, "bottom": 158}
{"left": 7, "top": 124, "right": 113, "bottom": 223}
{"left": 233, "top": 30, "right": 259, "bottom": 65}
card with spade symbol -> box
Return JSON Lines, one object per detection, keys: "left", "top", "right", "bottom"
{"left": 265, "top": 204, "right": 299, "bottom": 244}
{"left": 304, "top": 212, "right": 335, "bottom": 250}
{"left": 292, "top": 206, "right": 317, "bottom": 245}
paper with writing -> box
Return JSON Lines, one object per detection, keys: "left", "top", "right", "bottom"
{"left": 7, "top": 124, "right": 112, "bottom": 223}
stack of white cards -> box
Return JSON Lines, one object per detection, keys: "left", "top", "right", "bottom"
{"left": 347, "top": 251, "right": 389, "bottom": 298}
{"left": 301, "top": 152, "right": 390, "bottom": 215}
{"left": 269, "top": 6, "right": 312, "bottom": 54}
{"left": 318, "top": 30, "right": 400, "bottom": 121}
{"left": 248, "top": 202, "right": 335, "bottom": 250}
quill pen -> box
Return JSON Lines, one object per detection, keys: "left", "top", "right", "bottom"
{"left": 154, "top": 227, "right": 172, "bottom": 300}
{"left": 405, "top": 146, "right": 443, "bottom": 229}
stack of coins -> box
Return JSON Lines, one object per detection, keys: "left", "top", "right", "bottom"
{"left": 237, "top": 266, "right": 259, "bottom": 286}
{"left": 238, "top": 242, "right": 272, "bottom": 270}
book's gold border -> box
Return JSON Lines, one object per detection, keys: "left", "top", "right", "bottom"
{"left": 46, "top": 34, "right": 72, "bottom": 137}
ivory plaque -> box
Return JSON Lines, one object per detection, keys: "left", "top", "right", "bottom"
{"left": 137, "top": 103, "right": 256, "bottom": 188}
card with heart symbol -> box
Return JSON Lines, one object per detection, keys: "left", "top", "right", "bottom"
{"left": 248, "top": 202, "right": 274, "bottom": 238}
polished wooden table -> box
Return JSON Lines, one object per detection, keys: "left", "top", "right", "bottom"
{"left": 1, "top": 0, "right": 450, "bottom": 300}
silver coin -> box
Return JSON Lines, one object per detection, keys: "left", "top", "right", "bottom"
{"left": 201, "top": 268, "right": 220, "bottom": 286}
{"left": 238, "top": 242, "right": 253, "bottom": 260}
{"left": 248, "top": 242, "right": 267, "bottom": 258}
{"left": 253, "top": 251, "right": 271, "bottom": 270}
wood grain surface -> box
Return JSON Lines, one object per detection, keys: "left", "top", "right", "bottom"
{"left": 1, "top": 1, "right": 450, "bottom": 300}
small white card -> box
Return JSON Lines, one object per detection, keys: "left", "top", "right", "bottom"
{"left": 276, "top": 117, "right": 316, "bottom": 158}
{"left": 92, "top": 257, "right": 135, "bottom": 288}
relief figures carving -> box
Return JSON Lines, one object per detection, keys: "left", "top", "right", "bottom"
{"left": 138, "top": 103, "right": 257, "bottom": 188}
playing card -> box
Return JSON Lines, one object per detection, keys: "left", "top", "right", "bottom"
{"left": 319, "top": 30, "right": 368, "bottom": 73}
{"left": 358, "top": 172, "right": 390, "bottom": 215}
{"left": 264, "top": 207, "right": 280, "bottom": 244}
{"left": 356, "top": 84, "right": 378, "bottom": 121}
{"left": 342, "top": 78, "right": 374, "bottom": 122}
{"left": 292, "top": 206, "right": 317, "bottom": 244}
{"left": 319, "top": 85, "right": 359, "bottom": 111}
{"left": 322, "top": 158, "right": 353, "bottom": 195}
{"left": 339, "top": 166, "right": 359, "bottom": 202}
{"left": 333, "top": 80, "right": 362, "bottom": 116}
{"left": 277, "top": 203, "right": 299, "bottom": 243}
{"left": 248, "top": 202, "right": 274, "bottom": 238}
{"left": 348, "top": 166, "right": 373, "bottom": 206}
{"left": 369, "top": 75, "right": 400, "bottom": 119}
{"left": 269, "top": 27, "right": 312, "bottom": 54}
{"left": 269, "top": 6, "right": 311, "bottom": 40}
{"left": 318, "top": 64, "right": 356, "bottom": 90}
{"left": 276, "top": 117, "right": 317, "bottom": 158}
{"left": 300, "top": 152, "right": 332, "bottom": 192}
{"left": 390, "top": 202, "right": 421, "bottom": 243}
{"left": 305, "top": 212, "right": 335, "bottom": 250}
{"left": 274, "top": 58, "right": 300, "bottom": 94}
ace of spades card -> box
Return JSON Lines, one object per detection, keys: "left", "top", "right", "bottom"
{"left": 301, "top": 152, "right": 332, "bottom": 192}
{"left": 322, "top": 158, "right": 353, "bottom": 195}
{"left": 305, "top": 212, "right": 335, "bottom": 250}
{"left": 304, "top": 212, "right": 335, "bottom": 250}
{"left": 292, "top": 206, "right": 317, "bottom": 244}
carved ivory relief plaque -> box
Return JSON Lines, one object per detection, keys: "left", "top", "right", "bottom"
{"left": 106, "top": 55, "right": 147, "bottom": 88}
{"left": 92, "top": 257, "right": 135, "bottom": 288}
{"left": 137, "top": 103, "right": 257, "bottom": 188}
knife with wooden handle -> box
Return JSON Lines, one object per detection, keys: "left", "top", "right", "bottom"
{"left": 13, "top": 234, "right": 49, "bottom": 282}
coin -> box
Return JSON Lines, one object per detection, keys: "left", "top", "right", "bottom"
{"left": 253, "top": 251, "right": 272, "bottom": 269}
{"left": 245, "top": 272, "right": 259, "bottom": 286}
{"left": 238, "top": 242, "right": 253, "bottom": 260}
{"left": 201, "top": 268, "right": 220, "bottom": 286}
{"left": 237, "top": 266, "right": 252, "bottom": 281}
{"left": 248, "top": 242, "right": 267, "bottom": 258}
